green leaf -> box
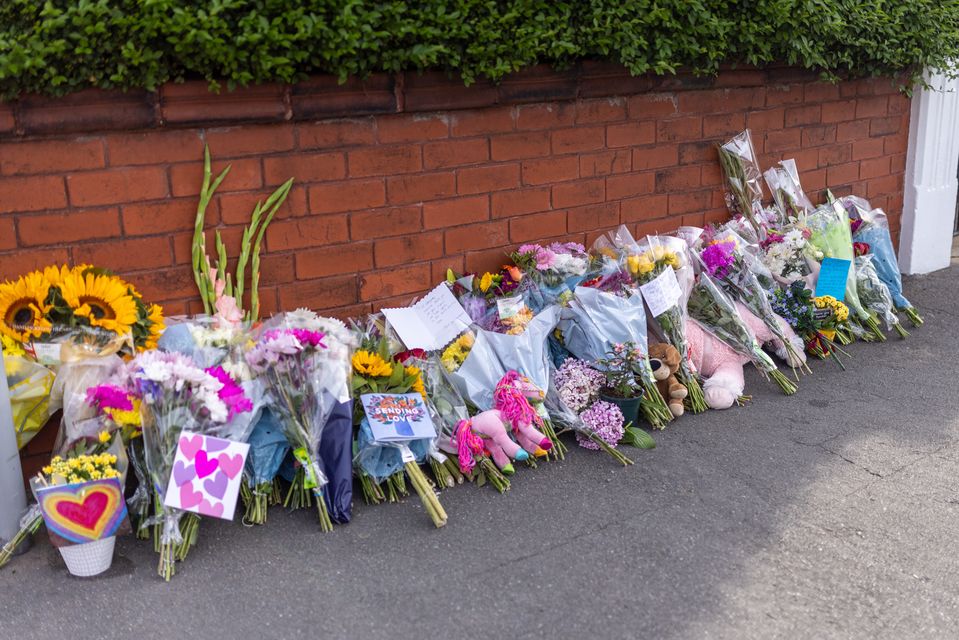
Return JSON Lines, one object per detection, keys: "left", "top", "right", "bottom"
{"left": 621, "top": 426, "right": 656, "bottom": 449}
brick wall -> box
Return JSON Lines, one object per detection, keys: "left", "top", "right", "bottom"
{"left": 0, "top": 64, "right": 909, "bottom": 320}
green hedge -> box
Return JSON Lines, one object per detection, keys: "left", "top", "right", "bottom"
{"left": 1, "top": 1, "right": 957, "bottom": 98}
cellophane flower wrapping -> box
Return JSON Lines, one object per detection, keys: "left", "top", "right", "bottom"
{"left": 3, "top": 352, "right": 54, "bottom": 449}
{"left": 717, "top": 129, "right": 766, "bottom": 238}
{"left": 854, "top": 255, "right": 900, "bottom": 330}
{"left": 806, "top": 201, "right": 872, "bottom": 324}
{"left": 763, "top": 159, "right": 814, "bottom": 222}
{"left": 510, "top": 241, "right": 590, "bottom": 311}
{"left": 845, "top": 196, "right": 913, "bottom": 310}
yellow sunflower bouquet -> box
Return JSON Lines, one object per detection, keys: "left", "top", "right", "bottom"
{"left": 0, "top": 264, "right": 163, "bottom": 358}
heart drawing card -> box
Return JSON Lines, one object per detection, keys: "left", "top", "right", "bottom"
{"left": 36, "top": 477, "right": 131, "bottom": 547}
{"left": 163, "top": 432, "right": 250, "bottom": 521}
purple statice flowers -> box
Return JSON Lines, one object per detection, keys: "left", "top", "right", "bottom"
{"left": 575, "top": 401, "right": 625, "bottom": 450}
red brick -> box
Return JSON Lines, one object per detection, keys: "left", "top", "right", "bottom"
{"left": 700, "top": 163, "right": 723, "bottom": 187}
{"left": 160, "top": 82, "right": 287, "bottom": 125}
{"left": 265, "top": 215, "right": 349, "bottom": 251}
{"left": 866, "top": 175, "right": 900, "bottom": 198}
{"left": 802, "top": 168, "right": 827, "bottom": 192}
{"left": 491, "top": 187, "right": 551, "bottom": 218}
{"left": 359, "top": 264, "right": 431, "bottom": 302}
{"left": 350, "top": 206, "right": 422, "bottom": 239}
{"left": 677, "top": 88, "right": 765, "bottom": 114}
{"left": 521, "top": 156, "right": 579, "bottom": 185}
{"left": 0, "top": 218, "right": 15, "bottom": 251}
{"left": 567, "top": 202, "right": 619, "bottom": 232}
{"left": 309, "top": 179, "right": 386, "bottom": 214}
{"left": 122, "top": 199, "right": 199, "bottom": 236}
{"left": 580, "top": 150, "right": 631, "bottom": 177}
{"left": 657, "top": 117, "right": 703, "bottom": 142}
{"left": 667, "top": 191, "right": 712, "bottom": 215}
{"left": 746, "top": 108, "right": 785, "bottom": 131}
{"left": 170, "top": 158, "right": 262, "bottom": 197}
{"left": 632, "top": 145, "right": 679, "bottom": 170}
{"left": 388, "top": 172, "right": 456, "bottom": 203}
{"left": 836, "top": 120, "right": 870, "bottom": 142}
{"left": 870, "top": 116, "right": 903, "bottom": 136}
{"left": 551, "top": 178, "right": 605, "bottom": 208}
{"left": 257, "top": 253, "right": 296, "bottom": 284}
{"left": 218, "top": 185, "right": 307, "bottom": 224}
{"left": 456, "top": 163, "right": 522, "bottom": 195}
{"left": 450, "top": 107, "right": 515, "bottom": 137}
{"left": 264, "top": 152, "right": 346, "bottom": 185}
{"left": 855, "top": 96, "right": 888, "bottom": 119}
{"left": 889, "top": 153, "right": 906, "bottom": 174}
{"left": 374, "top": 231, "right": 444, "bottom": 267}
{"left": 826, "top": 162, "right": 860, "bottom": 185}
{"left": 766, "top": 84, "right": 804, "bottom": 106}
{"left": 75, "top": 236, "right": 173, "bottom": 271}
{"left": 510, "top": 211, "right": 566, "bottom": 243}
{"left": 820, "top": 100, "right": 857, "bottom": 124}
{"left": 804, "top": 82, "right": 841, "bottom": 102}
{"left": 206, "top": 126, "right": 295, "bottom": 157}
{"left": 491, "top": 132, "right": 550, "bottom": 161}
{"left": 850, "top": 138, "right": 884, "bottom": 160}
{"left": 0, "top": 104, "right": 14, "bottom": 135}
{"left": 620, "top": 194, "right": 668, "bottom": 222}
{"left": 423, "top": 195, "right": 489, "bottom": 228}
{"left": 445, "top": 221, "right": 510, "bottom": 253}
{"left": 551, "top": 126, "right": 605, "bottom": 153}
{"left": 762, "top": 129, "right": 801, "bottom": 152}
{"left": 279, "top": 275, "right": 358, "bottom": 311}
{"left": 348, "top": 145, "right": 421, "bottom": 178}
{"left": 423, "top": 138, "right": 489, "bottom": 169}
{"left": 106, "top": 130, "right": 202, "bottom": 166}
{"left": 171, "top": 226, "right": 244, "bottom": 265}
{"left": 655, "top": 166, "right": 700, "bottom": 192}
{"left": 678, "top": 142, "right": 717, "bottom": 166}
{"left": 515, "top": 103, "right": 575, "bottom": 131}
{"left": 883, "top": 135, "right": 908, "bottom": 155}
{"left": 785, "top": 105, "right": 821, "bottom": 127}
{"left": 859, "top": 157, "right": 890, "bottom": 180}
{"left": 576, "top": 98, "right": 627, "bottom": 123}
{"left": 627, "top": 94, "right": 678, "bottom": 119}
{"left": 887, "top": 93, "right": 910, "bottom": 115}
{"left": 0, "top": 247, "right": 71, "bottom": 280}
{"left": 432, "top": 256, "right": 464, "bottom": 284}
{"left": 297, "top": 119, "right": 376, "bottom": 149}
{"left": 607, "top": 121, "right": 656, "bottom": 148}
{"left": 0, "top": 176, "right": 67, "bottom": 213}
{"left": 802, "top": 125, "right": 837, "bottom": 147}
{"left": 378, "top": 114, "right": 449, "bottom": 143}
{"left": 702, "top": 113, "right": 746, "bottom": 138}
{"left": 1, "top": 139, "right": 105, "bottom": 176}
{"left": 67, "top": 167, "right": 167, "bottom": 206}
{"left": 295, "top": 243, "right": 372, "bottom": 278}
{"left": 18, "top": 207, "right": 120, "bottom": 246}
{"left": 817, "top": 144, "right": 852, "bottom": 166}
{"left": 607, "top": 172, "right": 656, "bottom": 200}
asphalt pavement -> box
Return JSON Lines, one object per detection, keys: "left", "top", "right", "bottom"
{"left": 1, "top": 267, "right": 958, "bottom": 639}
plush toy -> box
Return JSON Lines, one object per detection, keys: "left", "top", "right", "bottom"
{"left": 648, "top": 343, "right": 688, "bottom": 418}
{"left": 686, "top": 302, "right": 806, "bottom": 410}
{"left": 454, "top": 415, "right": 529, "bottom": 476}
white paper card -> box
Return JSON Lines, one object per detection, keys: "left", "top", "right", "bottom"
{"left": 30, "top": 342, "right": 62, "bottom": 366}
{"left": 382, "top": 284, "right": 472, "bottom": 351}
{"left": 361, "top": 393, "right": 437, "bottom": 443}
{"left": 163, "top": 432, "right": 249, "bottom": 521}
{"left": 496, "top": 296, "right": 526, "bottom": 320}
{"left": 640, "top": 268, "right": 682, "bottom": 317}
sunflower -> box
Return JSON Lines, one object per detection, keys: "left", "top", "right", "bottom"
{"left": 141, "top": 303, "right": 165, "bottom": 351}
{"left": 351, "top": 350, "right": 394, "bottom": 378}
{"left": 58, "top": 271, "right": 138, "bottom": 335}
{"left": 42, "top": 264, "right": 90, "bottom": 287}
{"left": 404, "top": 365, "right": 427, "bottom": 399}
{"left": 0, "top": 271, "right": 52, "bottom": 342}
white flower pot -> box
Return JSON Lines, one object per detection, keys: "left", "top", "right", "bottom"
{"left": 58, "top": 536, "right": 116, "bottom": 577}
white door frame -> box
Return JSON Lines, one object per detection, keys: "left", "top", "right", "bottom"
{"left": 899, "top": 71, "right": 959, "bottom": 274}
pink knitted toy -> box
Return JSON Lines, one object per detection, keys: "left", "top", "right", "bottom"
{"left": 686, "top": 302, "right": 806, "bottom": 409}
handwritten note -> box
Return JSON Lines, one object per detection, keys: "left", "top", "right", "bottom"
{"left": 640, "top": 268, "right": 682, "bottom": 317}
{"left": 814, "top": 258, "right": 851, "bottom": 301}
{"left": 382, "top": 283, "right": 473, "bottom": 351}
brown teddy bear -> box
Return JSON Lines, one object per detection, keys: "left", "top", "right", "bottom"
{"left": 648, "top": 343, "right": 688, "bottom": 418}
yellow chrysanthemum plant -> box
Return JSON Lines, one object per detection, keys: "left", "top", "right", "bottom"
{"left": 0, "top": 264, "right": 164, "bottom": 360}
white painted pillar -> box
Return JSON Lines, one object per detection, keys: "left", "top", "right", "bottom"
{"left": 0, "top": 353, "right": 28, "bottom": 544}
{"left": 899, "top": 71, "right": 959, "bottom": 274}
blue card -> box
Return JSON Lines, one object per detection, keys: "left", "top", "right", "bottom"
{"left": 815, "top": 258, "right": 851, "bottom": 301}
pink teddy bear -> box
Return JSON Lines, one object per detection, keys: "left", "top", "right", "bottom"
{"left": 685, "top": 302, "right": 806, "bottom": 409}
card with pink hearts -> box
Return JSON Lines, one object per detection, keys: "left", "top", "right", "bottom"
{"left": 163, "top": 432, "right": 250, "bottom": 521}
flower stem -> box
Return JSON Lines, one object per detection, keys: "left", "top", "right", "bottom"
{"left": 893, "top": 322, "right": 909, "bottom": 339}
{"left": 405, "top": 462, "right": 448, "bottom": 527}
{"left": 0, "top": 514, "right": 41, "bottom": 569}
{"left": 478, "top": 457, "right": 510, "bottom": 493}
{"left": 903, "top": 306, "right": 924, "bottom": 327}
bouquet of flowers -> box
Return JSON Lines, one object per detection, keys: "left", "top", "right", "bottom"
{"left": 760, "top": 225, "right": 821, "bottom": 289}
{"left": 510, "top": 241, "right": 590, "bottom": 309}
{"left": 700, "top": 232, "right": 810, "bottom": 374}
{"left": 806, "top": 201, "right": 885, "bottom": 341}
{"left": 844, "top": 196, "right": 923, "bottom": 327}
{"left": 854, "top": 254, "right": 908, "bottom": 338}
{"left": 763, "top": 159, "right": 814, "bottom": 221}
{"left": 717, "top": 129, "right": 766, "bottom": 238}
{"left": 449, "top": 267, "right": 530, "bottom": 335}
{"left": 687, "top": 270, "right": 798, "bottom": 394}
{"left": 245, "top": 320, "right": 342, "bottom": 531}
{"left": 2, "top": 335, "right": 55, "bottom": 449}
{"left": 769, "top": 281, "right": 850, "bottom": 368}
{"left": 621, "top": 232, "right": 707, "bottom": 413}
{"left": 351, "top": 326, "right": 448, "bottom": 527}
